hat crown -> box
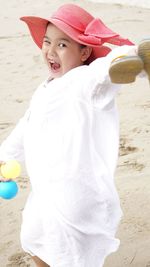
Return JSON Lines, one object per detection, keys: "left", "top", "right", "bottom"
{"left": 52, "top": 4, "right": 94, "bottom": 32}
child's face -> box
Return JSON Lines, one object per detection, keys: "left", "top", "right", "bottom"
{"left": 42, "top": 24, "right": 91, "bottom": 78}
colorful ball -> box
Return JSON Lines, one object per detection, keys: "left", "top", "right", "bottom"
{"left": 0, "top": 180, "right": 18, "bottom": 199}
{"left": 0, "top": 160, "right": 21, "bottom": 179}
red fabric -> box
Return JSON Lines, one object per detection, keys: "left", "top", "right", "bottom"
{"left": 79, "top": 18, "right": 133, "bottom": 46}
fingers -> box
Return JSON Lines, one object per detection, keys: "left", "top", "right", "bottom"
{"left": 0, "top": 177, "right": 11, "bottom": 182}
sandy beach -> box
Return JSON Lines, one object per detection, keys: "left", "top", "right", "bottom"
{"left": 0, "top": 0, "right": 150, "bottom": 266}
{"left": 88, "top": 0, "right": 150, "bottom": 9}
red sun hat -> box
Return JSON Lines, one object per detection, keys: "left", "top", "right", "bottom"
{"left": 20, "top": 3, "right": 134, "bottom": 64}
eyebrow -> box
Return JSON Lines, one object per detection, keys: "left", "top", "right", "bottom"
{"left": 44, "top": 36, "right": 70, "bottom": 43}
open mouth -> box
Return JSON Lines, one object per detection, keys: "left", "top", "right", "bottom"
{"left": 49, "top": 60, "right": 61, "bottom": 73}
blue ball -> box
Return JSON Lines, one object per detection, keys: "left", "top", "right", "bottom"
{"left": 0, "top": 181, "right": 18, "bottom": 200}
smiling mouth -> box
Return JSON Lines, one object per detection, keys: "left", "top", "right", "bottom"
{"left": 49, "top": 60, "right": 61, "bottom": 72}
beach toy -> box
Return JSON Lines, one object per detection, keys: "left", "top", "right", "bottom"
{"left": 0, "top": 160, "right": 21, "bottom": 200}
{"left": 0, "top": 160, "right": 21, "bottom": 179}
{"left": 0, "top": 180, "right": 18, "bottom": 199}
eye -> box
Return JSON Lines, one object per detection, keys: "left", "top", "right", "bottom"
{"left": 59, "top": 43, "right": 67, "bottom": 48}
{"left": 43, "top": 38, "right": 51, "bottom": 45}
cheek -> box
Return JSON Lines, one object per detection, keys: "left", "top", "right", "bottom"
{"left": 42, "top": 50, "right": 48, "bottom": 64}
{"left": 42, "top": 45, "right": 48, "bottom": 57}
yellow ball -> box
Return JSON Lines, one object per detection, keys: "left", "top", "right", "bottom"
{"left": 0, "top": 160, "right": 21, "bottom": 179}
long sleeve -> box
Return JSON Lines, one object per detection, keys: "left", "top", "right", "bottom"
{"left": 89, "top": 44, "right": 138, "bottom": 89}
{"left": 69, "top": 45, "right": 137, "bottom": 104}
{"left": 0, "top": 108, "right": 30, "bottom": 162}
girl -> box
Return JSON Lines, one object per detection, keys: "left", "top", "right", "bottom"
{"left": 0, "top": 3, "right": 150, "bottom": 267}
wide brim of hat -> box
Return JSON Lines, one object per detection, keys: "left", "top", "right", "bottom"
{"left": 20, "top": 16, "right": 111, "bottom": 63}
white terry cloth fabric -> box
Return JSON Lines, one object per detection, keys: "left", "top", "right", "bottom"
{"left": 0, "top": 45, "right": 136, "bottom": 267}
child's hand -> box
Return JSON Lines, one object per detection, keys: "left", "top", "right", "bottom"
{"left": 0, "top": 161, "right": 11, "bottom": 182}
{"left": 0, "top": 177, "right": 10, "bottom": 182}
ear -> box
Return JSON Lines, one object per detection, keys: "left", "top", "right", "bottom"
{"left": 81, "top": 46, "right": 92, "bottom": 62}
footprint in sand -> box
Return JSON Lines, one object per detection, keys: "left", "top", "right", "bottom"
{"left": 15, "top": 98, "right": 24, "bottom": 103}
{"left": 119, "top": 137, "right": 138, "bottom": 156}
{"left": 0, "top": 122, "right": 13, "bottom": 130}
{"left": 118, "top": 159, "right": 145, "bottom": 171}
{"left": 7, "top": 252, "right": 31, "bottom": 267}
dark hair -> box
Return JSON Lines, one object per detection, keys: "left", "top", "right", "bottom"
{"left": 79, "top": 44, "right": 92, "bottom": 65}
{"left": 80, "top": 44, "right": 87, "bottom": 49}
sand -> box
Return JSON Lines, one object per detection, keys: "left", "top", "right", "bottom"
{"left": 0, "top": 0, "right": 150, "bottom": 266}
{"left": 88, "top": 0, "right": 150, "bottom": 9}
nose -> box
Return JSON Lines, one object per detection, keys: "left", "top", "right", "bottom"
{"left": 47, "top": 44, "right": 57, "bottom": 57}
